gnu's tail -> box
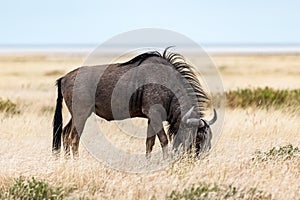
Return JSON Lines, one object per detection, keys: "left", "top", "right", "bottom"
{"left": 52, "top": 78, "right": 63, "bottom": 155}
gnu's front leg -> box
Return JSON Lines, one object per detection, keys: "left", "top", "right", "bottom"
{"left": 146, "top": 119, "right": 156, "bottom": 159}
{"left": 145, "top": 120, "right": 169, "bottom": 159}
{"left": 157, "top": 129, "right": 169, "bottom": 159}
{"left": 143, "top": 106, "right": 166, "bottom": 159}
{"left": 146, "top": 135, "right": 156, "bottom": 159}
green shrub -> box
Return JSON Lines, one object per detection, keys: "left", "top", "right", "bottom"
{"left": 167, "top": 183, "right": 271, "bottom": 200}
{"left": 226, "top": 87, "right": 300, "bottom": 110}
{"left": 1, "top": 177, "right": 65, "bottom": 200}
{"left": 253, "top": 144, "right": 300, "bottom": 162}
{"left": 0, "top": 98, "right": 20, "bottom": 115}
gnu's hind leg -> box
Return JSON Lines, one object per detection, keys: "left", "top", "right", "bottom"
{"left": 70, "top": 128, "right": 80, "bottom": 158}
{"left": 70, "top": 109, "right": 92, "bottom": 158}
{"left": 62, "top": 119, "right": 72, "bottom": 158}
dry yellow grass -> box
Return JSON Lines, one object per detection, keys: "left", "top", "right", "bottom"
{"left": 212, "top": 54, "right": 300, "bottom": 89}
{"left": 0, "top": 53, "right": 299, "bottom": 199}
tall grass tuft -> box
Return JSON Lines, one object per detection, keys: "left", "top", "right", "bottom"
{"left": 0, "top": 98, "right": 20, "bottom": 115}
{"left": 226, "top": 87, "right": 300, "bottom": 110}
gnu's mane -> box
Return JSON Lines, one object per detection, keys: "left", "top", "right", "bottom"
{"left": 162, "top": 47, "right": 209, "bottom": 118}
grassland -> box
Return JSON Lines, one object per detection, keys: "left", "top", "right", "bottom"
{"left": 0, "top": 52, "right": 299, "bottom": 199}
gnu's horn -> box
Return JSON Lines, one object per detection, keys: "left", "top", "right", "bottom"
{"left": 182, "top": 107, "right": 217, "bottom": 127}
{"left": 208, "top": 109, "right": 217, "bottom": 125}
{"left": 182, "top": 106, "right": 195, "bottom": 123}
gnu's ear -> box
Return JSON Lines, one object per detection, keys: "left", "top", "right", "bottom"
{"left": 182, "top": 106, "right": 195, "bottom": 123}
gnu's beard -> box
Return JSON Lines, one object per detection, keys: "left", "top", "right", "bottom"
{"left": 195, "top": 128, "right": 212, "bottom": 156}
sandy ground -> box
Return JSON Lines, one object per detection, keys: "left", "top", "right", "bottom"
{"left": 0, "top": 52, "right": 299, "bottom": 199}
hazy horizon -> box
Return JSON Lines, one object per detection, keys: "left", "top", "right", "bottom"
{"left": 1, "top": 43, "right": 300, "bottom": 54}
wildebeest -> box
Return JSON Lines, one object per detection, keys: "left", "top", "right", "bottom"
{"left": 52, "top": 47, "right": 217, "bottom": 159}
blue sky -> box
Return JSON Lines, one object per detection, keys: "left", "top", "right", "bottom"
{"left": 1, "top": 0, "right": 299, "bottom": 45}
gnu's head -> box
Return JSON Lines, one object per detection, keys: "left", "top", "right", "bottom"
{"left": 181, "top": 107, "right": 217, "bottom": 155}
